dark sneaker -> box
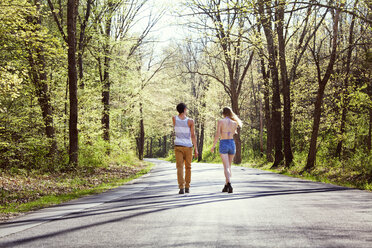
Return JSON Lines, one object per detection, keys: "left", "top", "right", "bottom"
{"left": 185, "top": 188, "right": 190, "bottom": 193}
{"left": 227, "top": 183, "right": 233, "bottom": 193}
{"left": 222, "top": 184, "right": 228, "bottom": 192}
{"left": 179, "top": 188, "right": 185, "bottom": 194}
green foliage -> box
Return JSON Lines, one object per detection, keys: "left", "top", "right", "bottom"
{"left": 1, "top": 0, "right": 371, "bottom": 197}
{"left": 79, "top": 137, "right": 110, "bottom": 170}
{"left": 199, "top": 143, "right": 221, "bottom": 163}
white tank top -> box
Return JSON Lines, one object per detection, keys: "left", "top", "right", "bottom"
{"left": 174, "top": 116, "right": 192, "bottom": 147}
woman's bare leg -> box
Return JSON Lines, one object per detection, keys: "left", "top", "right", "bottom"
{"left": 220, "top": 153, "right": 231, "bottom": 184}
{"left": 228, "top": 154, "right": 234, "bottom": 178}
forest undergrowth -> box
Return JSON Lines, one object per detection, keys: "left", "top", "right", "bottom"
{"left": 0, "top": 150, "right": 151, "bottom": 222}
{"left": 166, "top": 144, "right": 372, "bottom": 191}
{"left": 241, "top": 151, "right": 372, "bottom": 191}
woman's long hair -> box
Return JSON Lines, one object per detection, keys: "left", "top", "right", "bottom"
{"left": 222, "top": 107, "right": 243, "bottom": 128}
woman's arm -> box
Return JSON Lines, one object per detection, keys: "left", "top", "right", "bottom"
{"left": 211, "top": 120, "right": 221, "bottom": 153}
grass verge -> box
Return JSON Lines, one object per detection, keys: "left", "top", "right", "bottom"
{"left": 0, "top": 162, "right": 153, "bottom": 222}
{"left": 237, "top": 160, "right": 372, "bottom": 191}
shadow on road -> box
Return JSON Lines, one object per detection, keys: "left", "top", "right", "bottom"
{"left": 3, "top": 160, "right": 370, "bottom": 247}
{"left": 0, "top": 180, "right": 351, "bottom": 247}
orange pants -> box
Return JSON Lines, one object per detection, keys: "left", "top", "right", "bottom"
{"left": 175, "top": 146, "right": 192, "bottom": 189}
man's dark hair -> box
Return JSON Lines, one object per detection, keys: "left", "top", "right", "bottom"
{"left": 176, "top": 103, "right": 187, "bottom": 114}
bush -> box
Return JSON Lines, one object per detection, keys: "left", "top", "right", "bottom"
{"left": 79, "top": 137, "right": 110, "bottom": 170}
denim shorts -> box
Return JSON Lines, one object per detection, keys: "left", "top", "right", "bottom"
{"left": 219, "top": 139, "right": 236, "bottom": 155}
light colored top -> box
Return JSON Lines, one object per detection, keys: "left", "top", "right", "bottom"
{"left": 174, "top": 116, "right": 193, "bottom": 147}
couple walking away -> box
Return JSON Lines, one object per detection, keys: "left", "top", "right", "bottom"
{"left": 172, "top": 103, "right": 242, "bottom": 194}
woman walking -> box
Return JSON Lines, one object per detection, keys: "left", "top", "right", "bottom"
{"left": 211, "top": 107, "right": 243, "bottom": 193}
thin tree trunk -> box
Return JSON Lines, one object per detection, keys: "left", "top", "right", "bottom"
{"left": 264, "top": 83, "right": 274, "bottom": 161}
{"left": 102, "top": 9, "right": 112, "bottom": 144}
{"left": 137, "top": 119, "right": 144, "bottom": 160}
{"left": 277, "top": 0, "right": 293, "bottom": 167}
{"left": 64, "top": 78, "right": 68, "bottom": 149}
{"left": 67, "top": 0, "right": 79, "bottom": 166}
{"left": 259, "top": 84, "right": 264, "bottom": 155}
{"left": 150, "top": 137, "right": 153, "bottom": 158}
{"left": 305, "top": 5, "right": 342, "bottom": 171}
{"left": 198, "top": 121, "right": 204, "bottom": 162}
{"left": 232, "top": 96, "right": 242, "bottom": 164}
{"left": 146, "top": 140, "right": 149, "bottom": 157}
{"left": 258, "top": 35, "right": 274, "bottom": 161}
{"left": 136, "top": 102, "right": 145, "bottom": 160}
{"left": 163, "top": 135, "right": 167, "bottom": 157}
{"left": 368, "top": 107, "right": 372, "bottom": 152}
{"left": 368, "top": 80, "right": 372, "bottom": 152}
{"left": 77, "top": 0, "right": 92, "bottom": 87}
{"left": 335, "top": 104, "right": 347, "bottom": 157}
{"left": 335, "top": 0, "right": 358, "bottom": 158}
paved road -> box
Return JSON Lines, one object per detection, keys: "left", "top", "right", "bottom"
{"left": 1, "top": 159, "right": 372, "bottom": 247}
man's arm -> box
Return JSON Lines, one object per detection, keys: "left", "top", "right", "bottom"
{"left": 172, "top": 116, "right": 175, "bottom": 127}
{"left": 189, "top": 119, "right": 198, "bottom": 158}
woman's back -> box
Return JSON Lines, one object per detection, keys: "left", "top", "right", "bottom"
{"left": 219, "top": 117, "right": 237, "bottom": 140}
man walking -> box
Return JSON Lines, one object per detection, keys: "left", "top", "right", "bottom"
{"left": 172, "top": 103, "right": 198, "bottom": 194}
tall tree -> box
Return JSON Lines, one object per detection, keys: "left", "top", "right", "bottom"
{"left": 257, "top": 0, "right": 283, "bottom": 167}
{"left": 67, "top": 0, "right": 79, "bottom": 166}
{"left": 255, "top": 22, "right": 274, "bottom": 162}
{"left": 101, "top": 0, "right": 114, "bottom": 143}
{"left": 27, "top": 0, "right": 57, "bottom": 155}
{"left": 276, "top": 0, "right": 293, "bottom": 166}
{"left": 335, "top": 0, "right": 359, "bottom": 157}
{"left": 305, "top": 2, "right": 343, "bottom": 171}
{"left": 95, "top": 0, "right": 159, "bottom": 145}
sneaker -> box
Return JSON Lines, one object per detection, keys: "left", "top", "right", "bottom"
{"left": 222, "top": 184, "right": 228, "bottom": 192}
{"left": 185, "top": 188, "right": 190, "bottom": 193}
{"left": 227, "top": 183, "right": 233, "bottom": 193}
{"left": 179, "top": 188, "right": 185, "bottom": 194}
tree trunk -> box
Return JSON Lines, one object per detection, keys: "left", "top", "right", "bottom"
{"left": 64, "top": 78, "right": 68, "bottom": 149}
{"left": 67, "top": 0, "right": 79, "bottom": 166}
{"left": 277, "top": 0, "right": 293, "bottom": 167}
{"left": 368, "top": 80, "right": 372, "bottom": 152}
{"left": 102, "top": 10, "right": 112, "bottom": 144}
{"left": 258, "top": 39, "right": 274, "bottom": 162}
{"left": 136, "top": 102, "right": 145, "bottom": 160}
{"left": 198, "top": 121, "right": 204, "bottom": 162}
{"left": 264, "top": 84, "right": 274, "bottom": 162}
{"left": 28, "top": 0, "right": 57, "bottom": 155}
{"left": 231, "top": 96, "right": 242, "bottom": 164}
{"left": 335, "top": 105, "right": 347, "bottom": 157}
{"left": 368, "top": 107, "right": 372, "bottom": 152}
{"left": 305, "top": 5, "right": 342, "bottom": 171}
{"left": 146, "top": 140, "right": 149, "bottom": 157}
{"left": 163, "top": 135, "right": 167, "bottom": 157}
{"left": 335, "top": 0, "right": 358, "bottom": 158}
{"left": 77, "top": 0, "right": 92, "bottom": 87}
{"left": 258, "top": 0, "right": 284, "bottom": 168}
{"left": 258, "top": 82, "right": 264, "bottom": 155}
{"left": 150, "top": 138, "right": 153, "bottom": 158}
{"left": 137, "top": 120, "right": 144, "bottom": 160}
{"left": 306, "top": 83, "right": 327, "bottom": 170}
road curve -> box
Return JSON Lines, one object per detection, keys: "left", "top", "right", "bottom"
{"left": 1, "top": 159, "right": 371, "bottom": 248}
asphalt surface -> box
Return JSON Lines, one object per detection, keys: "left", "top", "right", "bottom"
{"left": 0, "top": 158, "right": 371, "bottom": 248}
